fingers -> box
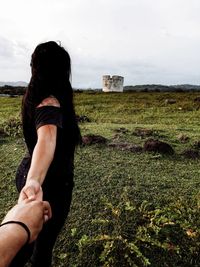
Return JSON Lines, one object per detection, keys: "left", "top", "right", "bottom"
{"left": 22, "top": 196, "right": 37, "bottom": 205}
{"left": 36, "top": 189, "right": 43, "bottom": 202}
{"left": 18, "top": 187, "right": 36, "bottom": 203}
{"left": 18, "top": 184, "right": 43, "bottom": 203}
{"left": 22, "top": 199, "right": 52, "bottom": 222}
{"left": 25, "top": 186, "right": 37, "bottom": 199}
{"left": 18, "top": 190, "right": 29, "bottom": 203}
{"left": 18, "top": 195, "right": 52, "bottom": 222}
{"left": 17, "top": 186, "right": 52, "bottom": 226}
{"left": 28, "top": 195, "right": 37, "bottom": 201}
{"left": 44, "top": 215, "right": 49, "bottom": 222}
{"left": 18, "top": 190, "right": 37, "bottom": 204}
{"left": 42, "top": 201, "right": 52, "bottom": 222}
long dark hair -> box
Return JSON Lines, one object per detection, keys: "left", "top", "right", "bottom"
{"left": 22, "top": 41, "right": 81, "bottom": 145}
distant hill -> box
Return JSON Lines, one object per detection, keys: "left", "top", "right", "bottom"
{"left": 172, "top": 84, "right": 200, "bottom": 90}
{"left": 0, "top": 81, "right": 28, "bottom": 87}
{"left": 1, "top": 82, "right": 200, "bottom": 95}
{"left": 123, "top": 84, "right": 200, "bottom": 92}
{"left": 0, "top": 83, "right": 27, "bottom": 95}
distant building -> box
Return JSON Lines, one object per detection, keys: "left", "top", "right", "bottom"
{"left": 102, "top": 75, "right": 124, "bottom": 92}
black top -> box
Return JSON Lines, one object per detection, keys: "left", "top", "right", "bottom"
{"left": 20, "top": 105, "right": 75, "bottom": 190}
{"left": 35, "top": 106, "right": 63, "bottom": 130}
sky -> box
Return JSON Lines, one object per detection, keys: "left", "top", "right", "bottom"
{"left": 0, "top": 0, "right": 200, "bottom": 88}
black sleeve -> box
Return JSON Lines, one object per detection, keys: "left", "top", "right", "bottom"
{"left": 34, "top": 106, "right": 63, "bottom": 130}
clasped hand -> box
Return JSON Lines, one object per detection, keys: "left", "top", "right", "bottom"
{"left": 2, "top": 198, "right": 52, "bottom": 243}
{"left": 18, "top": 179, "right": 43, "bottom": 202}
{"left": 18, "top": 179, "right": 50, "bottom": 223}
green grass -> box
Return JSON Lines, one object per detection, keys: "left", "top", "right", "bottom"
{"left": 74, "top": 91, "right": 200, "bottom": 125}
{"left": 0, "top": 96, "right": 21, "bottom": 124}
{"left": 0, "top": 92, "right": 200, "bottom": 266}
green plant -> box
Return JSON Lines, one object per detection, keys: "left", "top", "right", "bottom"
{"left": 74, "top": 192, "right": 200, "bottom": 267}
{"left": 2, "top": 117, "right": 22, "bottom": 137}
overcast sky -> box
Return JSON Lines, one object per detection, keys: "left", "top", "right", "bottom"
{"left": 0, "top": 0, "right": 200, "bottom": 88}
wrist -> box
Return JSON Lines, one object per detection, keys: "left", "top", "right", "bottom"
{"left": 0, "top": 222, "right": 30, "bottom": 245}
{"left": 0, "top": 223, "right": 27, "bottom": 248}
{"left": 26, "top": 177, "right": 41, "bottom": 185}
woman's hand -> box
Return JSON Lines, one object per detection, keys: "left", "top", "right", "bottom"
{"left": 18, "top": 179, "right": 43, "bottom": 203}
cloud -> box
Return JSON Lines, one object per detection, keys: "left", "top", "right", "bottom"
{"left": 0, "top": 37, "right": 15, "bottom": 60}
{"left": 1, "top": 0, "right": 200, "bottom": 85}
{"left": 0, "top": 36, "right": 31, "bottom": 80}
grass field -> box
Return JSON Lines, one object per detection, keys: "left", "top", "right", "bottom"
{"left": 0, "top": 92, "right": 200, "bottom": 266}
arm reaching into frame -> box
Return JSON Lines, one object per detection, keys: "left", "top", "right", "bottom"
{"left": 0, "top": 198, "right": 52, "bottom": 267}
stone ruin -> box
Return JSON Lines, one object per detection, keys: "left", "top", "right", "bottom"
{"left": 102, "top": 75, "right": 124, "bottom": 92}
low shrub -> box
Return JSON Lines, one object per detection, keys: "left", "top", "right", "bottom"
{"left": 71, "top": 192, "right": 200, "bottom": 267}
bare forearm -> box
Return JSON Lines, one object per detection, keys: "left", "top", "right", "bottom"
{"left": 19, "top": 125, "right": 57, "bottom": 202}
{"left": 27, "top": 139, "right": 55, "bottom": 185}
{"left": 0, "top": 225, "right": 27, "bottom": 267}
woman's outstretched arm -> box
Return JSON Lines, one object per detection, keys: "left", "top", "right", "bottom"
{"left": 19, "top": 96, "right": 60, "bottom": 202}
{"left": 19, "top": 124, "right": 57, "bottom": 202}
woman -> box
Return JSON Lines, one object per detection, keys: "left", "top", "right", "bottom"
{"left": 11, "top": 41, "right": 81, "bottom": 267}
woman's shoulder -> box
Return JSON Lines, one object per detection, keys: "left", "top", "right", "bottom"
{"left": 34, "top": 95, "right": 63, "bottom": 130}
{"left": 36, "top": 95, "right": 60, "bottom": 108}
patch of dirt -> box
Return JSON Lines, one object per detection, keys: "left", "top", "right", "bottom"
{"left": 113, "top": 127, "right": 129, "bottom": 134}
{"left": 108, "top": 142, "right": 143, "bottom": 153}
{"left": 129, "top": 145, "right": 143, "bottom": 153}
{"left": 181, "top": 149, "right": 200, "bottom": 159}
{"left": 144, "top": 139, "right": 174, "bottom": 155}
{"left": 194, "top": 97, "right": 200, "bottom": 102}
{"left": 76, "top": 115, "right": 91, "bottom": 123}
{"left": 82, "top": 134, "right": 107, "bottom": 145}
